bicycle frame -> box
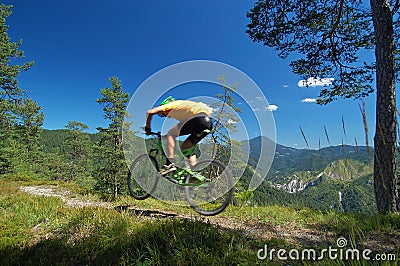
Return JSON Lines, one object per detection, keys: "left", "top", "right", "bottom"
{"left": 146, "top": 132, "right": 208, "bottom": 186}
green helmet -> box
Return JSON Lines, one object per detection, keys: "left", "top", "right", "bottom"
{"left": 160, "top": 96, "right": 175, "bottom": 106}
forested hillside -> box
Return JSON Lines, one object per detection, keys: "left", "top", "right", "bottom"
{"left": 37, "top": 129, "right": 378, "bottom": 213}
{"left": 40, "top": 129, "right": 103, "bottom": 154}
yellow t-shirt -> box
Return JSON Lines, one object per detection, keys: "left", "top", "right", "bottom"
{"left": 161, "top": 100, "right": 212, "bottom": 121}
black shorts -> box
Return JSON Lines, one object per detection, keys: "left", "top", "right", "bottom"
{"left": 178, "top": 114, "right": 212, "bottom": 144}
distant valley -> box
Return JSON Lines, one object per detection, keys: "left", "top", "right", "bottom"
{"left": 245, "top": 136, "right": 376, "bottom": 213}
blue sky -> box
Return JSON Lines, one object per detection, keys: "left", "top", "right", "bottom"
{"left": 4, "top": 0, "right": 378, "bottom": 149}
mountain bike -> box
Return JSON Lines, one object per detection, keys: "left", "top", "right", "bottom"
{"left": 127, "top": 131, "right": 234, "bottom": 216}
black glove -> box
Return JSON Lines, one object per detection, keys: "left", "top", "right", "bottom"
{"left": 144, "top": 126, "right": 152, "bottom": 135}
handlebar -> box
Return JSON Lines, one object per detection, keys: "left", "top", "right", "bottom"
{"left": 146, "top": 131, "right": 162, "bottom": 137}
{"left": 141, "top": 126, "right": 161, "bottom": 137}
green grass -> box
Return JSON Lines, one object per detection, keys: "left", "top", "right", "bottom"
{"left": 221, "top": 203, "right": 400, "bottom": 233}
{"left": 0, "top": 181, "right": 266, "bottom": 265}
{"left": 1, "top": 180, "right": 399, "bottom": 265}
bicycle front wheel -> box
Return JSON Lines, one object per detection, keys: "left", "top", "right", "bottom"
{"left": 127, "top": 154, "right": 159, "bottom": 200}
{"left": 184, "top": 159, "right": 234, "bottom": 216}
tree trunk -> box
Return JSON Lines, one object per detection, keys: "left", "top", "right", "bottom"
{"left": 114, "top": 168, "right": 118, "bottom": 198}
{"left": 370, "top": 0, "right": 398, "bottom": 214}
{"left": 113, "top": 128, "right": 121, "bottom": 199}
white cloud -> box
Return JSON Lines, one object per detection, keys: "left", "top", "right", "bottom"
{"left": 251, "top": 104, "right": 278, "bottom": 112}
{"left": 301, "top": 98, "right": 317, "bottom": 103}
{"left": 264, "top": 104, "right": 278, "bottom": 112}
{"left": 283, "top": 84, "right": 289, "bottom": 88}
{"left": 256, "top": 96, "right": 265, "bottom": 101}
{"left": 227, "top": 119, "right": 237, "bottom": 124}
{"left": 298, "top": 77, "right": 334, "bottom": 87}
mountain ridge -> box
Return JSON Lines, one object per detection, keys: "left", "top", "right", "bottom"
{"left": 246, "top": 135, "right": 373, "bottom": 174}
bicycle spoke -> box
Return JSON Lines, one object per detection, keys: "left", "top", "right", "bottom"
{"left": 184, "top": 159, "right": 233, "bottom": 216}
{"left": 127, "top": 154, "right": 159, "bottom": 200}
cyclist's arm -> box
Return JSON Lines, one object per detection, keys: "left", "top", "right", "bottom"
{"left": 146, "top": 106, "right": 167, "bottom": 128}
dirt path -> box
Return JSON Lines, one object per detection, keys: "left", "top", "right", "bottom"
{"left": 20, "top": 185, "right": 112, "bottom": 209}
{"left": 20, "top": 185, "right": 400, "bottom": 252}
{"left": 19, "top": 185, "right": 321, "bottom": 245}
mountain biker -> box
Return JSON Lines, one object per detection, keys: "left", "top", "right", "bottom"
{"left": 145, "top": 96, "right": 213, "bottom": 175}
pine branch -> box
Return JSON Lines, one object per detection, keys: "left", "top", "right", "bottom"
{"left": 393, "top": 0, "right": 400, "bottom": 14}
{"left": 314, "top": 0, "right": 345, "bottom": 66}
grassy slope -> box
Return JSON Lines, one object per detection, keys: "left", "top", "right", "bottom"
{"left": 1, "top": 180, "right": 399, "bottom": 265}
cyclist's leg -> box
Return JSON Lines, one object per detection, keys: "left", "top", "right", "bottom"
{"left": 181, "top": 138, "right": 197, "bottom": 167}
{"left": 166, "top": 124, "right": 180, "bottom": 162}
{"left": 158, "top": 124, "right": 179, "bottom": 175}
{"left": 179, "top": 115, "right": 212, "bottom": 167}
{"left": 176, "top": 120, "right": 196, "bottom": 166}
{"left": 187, "top": 154, "right": 197, "bottom": 168}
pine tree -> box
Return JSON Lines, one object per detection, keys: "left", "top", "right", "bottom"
{"left": 0, "top": 100, "right": 14, "bottom": 173}
{"left": 96, "top": 77, "right": 129, "bottom": 198}
{"left": 211, "top": 77, "right": 250, "bottom": 202}
{"left": 64, "top": 121, "right": 93, "bottom": 183}
{"left": 246, "top": 0, "right": 400, "bottom": 214}
{"left": 0, "top": 4, "right": 34, "bottom": 101}
{"left": 210, "top": 76, "right": 242, "bottom": 161}
{"left": 13, "top": 99, "right": 44, "bottom": 178}
{"left": 0, "top": 5, "right": 43, "bottom": 178}
{"left": 14, "top": 98, "right": 44, "bottom": 153}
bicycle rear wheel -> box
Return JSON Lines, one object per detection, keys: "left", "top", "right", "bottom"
{"left": 184, "top": 159, "right": 234, "bottom": 216}
{"left": 127, "top": 154, "right": 159, "bottom": 200}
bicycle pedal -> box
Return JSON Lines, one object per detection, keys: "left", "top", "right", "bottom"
{"left": 163, "top": 175, "right": 179, "bottom": 184}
